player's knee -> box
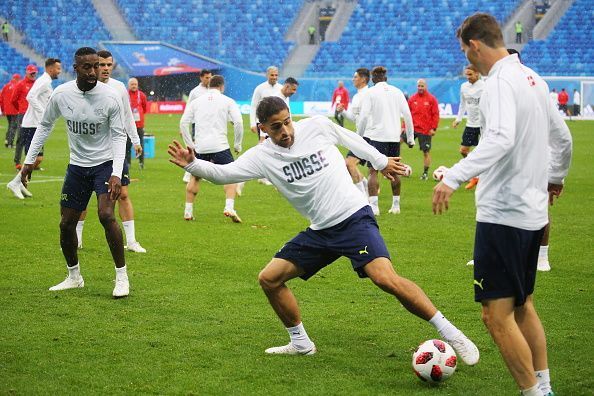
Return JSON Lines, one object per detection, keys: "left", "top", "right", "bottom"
{"left": 97, "top": 208, "right": 116, "bottom": 225}
{"left": 118, "top": 190, "right": 129, "bottom": 201}
{"left": 258, "top": 268, "right": 281, "bottom": 290}
{"left": 59, "top": 218, "right": 77, "bottom": 233}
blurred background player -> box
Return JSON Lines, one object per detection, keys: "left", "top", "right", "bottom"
{"left": 21, "top": 47, "right": 130, "bottom": 298}
{"left": 249, "top": 66, "right": 281, "bottom": 185}
{"left": 10, "top": 64, "right": 37, "bottom": 170}
{"left": 408, "top": 79, "right": 439, "bottom": 180}
{"left": 452, "top": 64, "right": 484, "bottom": 190}
{"left": 76, "top": 50, "right": 146, "bottom": 253}
{"left": 1, "top": 73, "right": 21, "bottom": 148}
{"left": 180, "top": 75, "right": 243, "bottom": 222}
{"left": 331, "top": 80, "right": 349, "bottom": 127}
{"left": 7, "top": 58, "right": 62, "bottom": 199}
{"left": 358, "top": 66, "right": 414, "bottom": 215}
{"left": 337, "top": 67, "right": 370, "bottom": 196}
{"left": 127, "top": 77, "right": 147, "bottom": 169}
{"left": 183, "top": 69, "right": 213, "bottom": 183}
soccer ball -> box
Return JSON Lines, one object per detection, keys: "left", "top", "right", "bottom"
{"left": 432, "top": 166, "right": 449, "bottom": 182}
{"left": 402, "top": 164, "right": 412, "bottom": 177}
{"left": 412, "top": 339, "right": 457, "bottom": 383}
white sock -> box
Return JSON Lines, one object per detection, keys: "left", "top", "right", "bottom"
{"left": 10, "top": 171, "right": 21, "bottom": 184}
{"left": 76, "top": 221, "right": 84, "bottom": 246}
{"left": 286, "top": 322, "right": 314, "bottom": 351}
{"left": 521, "top": 383, "right": 544, "bottom": 396}
{"left": 185, "top": 202, "right": 193, "bottom": 214}
{"left": 539, "top": 245, "right": 549, "bottom": 260}
{"left": 369, "top": 195, "right": 379, "bottom": 207}
{"left": 225, "top": 198, "right": 234, "bottom": 211}
{"left": 68, "top": 263, "right": 81, "bottom": 279}
{"left": 115, "top": 265, "right": 128, "bottom": 280}
{"left": 536, "top": 369, "right": 551, "bottom": 394}
{"left": 429, "top": 311, "right": 461, "bottom": 340}
{"left": 122, "top": 220, "right": 136, "bottom": 245}
{"left": 392, "top": 195, "right": 400, "bottom": 208}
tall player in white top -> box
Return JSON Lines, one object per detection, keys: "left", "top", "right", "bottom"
{"left": 75, "top": 50, "right": 146, "bottom": 253}
{"left": 434, "top": 14, "right": 572, "bottom": 395}
{"left": 453, "top": 64, "right": 484, "bottom": 190}
{"left": 180, "top": 75, "right": 244, "bottom": 222}
{"left": 250, "top": 66, "right": 282, "bottom": 186}
{"left": 169, "top": 96, "right": 480, "bottom": 364}
{"left": 358, "top": 66, "right": 414, "bottom": 215}
{"left": 21, "top": 47, "right": 130, "bottom": 298}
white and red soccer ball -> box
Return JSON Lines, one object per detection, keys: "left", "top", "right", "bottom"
{"left": 412, "top": 339, "right": 457, "bottom": 383}
{"left": 402, "top": 164, "right": 412, "bottom": 177}
{"left": 432, "top": 166, "right": 449, "bottom": 182}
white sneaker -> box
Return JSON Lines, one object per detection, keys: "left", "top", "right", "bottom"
{"left": 388, "top": 206, "right": 401, "bottom": 214}
{"left": 236, "top": 182, "right": 245, "bottom": 197}
{"left": 258, "top": 178, "right": 273, "bottom": 186}
{"left": 77, "top": 242, "right": 83, "bottom": 249}
{"left": 113, "top": 278, "right": 129, "bottom": 298}
{"left": 224, "top": 209, "right": 242, "bottom": 223}
{"left": 184, "top": 212, "right": 194, "bottom": 221}
{"left": 49, "top": 276, "right": 84, "bottom": 291}
{"left": 126, "top": 241, "right": 146, "bottom": 253}
{"left": 20, "top": 183, "right": 32, "bottom": 197}
{"left": 537, "top": 257, "right": 551, "bottom": 272}
{"left": 182, "top": 171, "right": 191, "bottom": 183}
{"left": 265, "top": 343, "right": 316, "bottom": 356}
{"left": 446, "top": 333, "right": 480, "bottom": 366}
{"left": 466, "top": 259, "right": 474, "bottom": 266}
{"left": 7, "top": 181, "right": 24, "bottom": 199}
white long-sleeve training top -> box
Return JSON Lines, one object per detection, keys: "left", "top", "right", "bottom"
{"left": 249, "top": 81, "right": 283, "bottom": 128}
{"left": 455, "top": 79, "right": 484, "bottom": 128}
{"left": 357, "top": 81, "right": 414, "bottom": 144}
{"left": 21, "top": 72, "right": 53, "bottom": 128}
{"left": 443, "top": 54, "right": 572, "bottom": 230}
{"left": 184, "top": 116, "right": 388, "bottom": 230}
{"left": 106, "top": 78, "right": 140, "bottom": 145}
{"left": 24, "top": 80, "right": 128, "bottom": 177}
{"left": 188, "top": 83, "right": 208, "bottom": 104}
{"left": 342, "top": 85, "right": 368, "bottom": 130}
{"left": 180, "top": 89, "right": 243, "bottom": 153}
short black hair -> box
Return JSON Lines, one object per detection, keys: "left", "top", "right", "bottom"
{"left": 355, "top": 67, "right": 370, "bottom": 83}
{"left": 97, "top": 50, "right": 113, "bottom": 59}
{"left": 209, "top": 75, "right": 225, "bottom": 88}
{"left": 45, "top": 58, "right": 61, "bottom": 67}
{"left": 256, "top": 96, "right": 288, "bottom": 124}
{"left": 371, "top": 66, "right": 387, "bottom": 83}
{"left": 74, "top": 47, "right": 97, "bottom": 62}
{"left": 199, "top": 69, "right": 212, "bottom": 77}
{"left": 284, "top": 77, "right": 299, "bottom": 86}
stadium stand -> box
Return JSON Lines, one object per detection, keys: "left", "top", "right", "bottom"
{"left": 306, "top": 0, "right": 520, "bottom": 77}
{"left": 115, "top": 0, "right": 301, "bottom": 71}
{"left": 0, "top": 41, "right": 36, "bottom": 83}
{"left": 522, "top": 0, "right": 594, "bottom": 76}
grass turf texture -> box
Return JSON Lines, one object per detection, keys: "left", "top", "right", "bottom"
{"left": 0, "top": 115, "right": 592, "bottom": 395}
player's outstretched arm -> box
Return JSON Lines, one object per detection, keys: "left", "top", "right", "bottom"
{"left": 380, "top": 157, "right": 409, "bottom": 181}
{"left": 168, "top": 140, "right": 195, "bottom": 168}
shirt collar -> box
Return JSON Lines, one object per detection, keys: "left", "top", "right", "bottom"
{"left": 488, "top": 54, "right": 519, "bottom": 77}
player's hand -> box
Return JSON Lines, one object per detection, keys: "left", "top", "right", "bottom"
{"left": 547, "top": 183, "right": 564, "bottom": 205}
{"left": 430, "top": 129, "right": 436, "bottom": 136}
{"left": 381, "top": 157, "right": 406, "bottom": 181}
{"left": 107, "top": 175, "right": 121, "bottom": 201}
{"left": 250, "top": 126, "right": 258, "bottom": 134}
{"left": 432, "top": 181, "right": 455, "bottom": 214}
{"left": 20, "top": 164, "right": 34, "bottom": 186}
{"left": 407, "top": 138, "right": 415, "bottom": 148}
{"left": 452, "top": 120, "right": 459, "bottom": 128}
{"left": 234, "top": 145, "right": 242, "bottom": 154}
{"left": 133, "top": 144, "right": 143, "bottom": 158}
{"left": 168, "top": 140, "right": 195, "bottom": 168}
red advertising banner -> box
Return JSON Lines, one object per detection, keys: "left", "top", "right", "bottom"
{"left": 148, "top": 101, "right": 186, "bottom": 114}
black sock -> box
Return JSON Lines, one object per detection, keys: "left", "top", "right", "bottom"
{"left": 423, "top": 166, "right": 429, "bottom": 174}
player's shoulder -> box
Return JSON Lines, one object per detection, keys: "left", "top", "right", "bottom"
{"left": 107, "top": 78, "right": 126, "bottom": 90}
{"left": 52, "top": 80, "right": 76, "bottom": 95}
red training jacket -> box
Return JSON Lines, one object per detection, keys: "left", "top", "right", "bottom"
{"left": 0, "top": 79, "right": 21, "bottom": 115}
{"left": 331, "top": 86, "right": 349, "bottom": 110}
{"left": 128, "top": 89, "right": 148, "bottom": 128}
{"left": 558, "top": 91, "right": 569, "bottom": 105}
{"left": 408, "top": 91, "right": 439, "bottom": 135}
{"left": 11, "top": 77, "right": 35, "bottom": 114}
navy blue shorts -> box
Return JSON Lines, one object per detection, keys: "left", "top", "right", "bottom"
{"left": 275, "top": 206, "right": 391, "bottom": 280}
{"left": 346, "top": 137, "right": 370, "bottom": 167}
{"left": 195, "top": 149, "right": 234, "bottom": 165}
{"left": 22, "top": 127, "right": 44, "bottom": 156}
{"left": 461, "top": 127, "right": 481, "bottom": 147}
{"left": 414, "top": 133, "right": 432, "bottom": 152}
{"left": 366, "top": 139, "right": 400, "bottom": 167}
{"left": 473, "top": 222, "right": 545, "bottom": 306}
{"left": 61, "top": 161, "right": 113, "bottom": 211}
{"left": 121, "top": 160, "right": 130, "bottom": 186}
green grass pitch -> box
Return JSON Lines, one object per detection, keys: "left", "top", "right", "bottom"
{"left": 0, "top": 115, "right": 592, "bottom": 395}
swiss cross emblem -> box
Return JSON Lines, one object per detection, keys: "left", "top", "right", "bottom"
{"left": 527, "top": 76, "right": 535, "bottom": 86}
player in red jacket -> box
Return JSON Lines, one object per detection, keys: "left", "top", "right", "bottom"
{"left": 1, "top": 73, "right": 21, "bottom": 147}
{"left": 408, "top": 79, "right": 439, "bottom": 180}
{"left": 331, "top": 80, "right": 349, "bottom": 127}
{"left": 11, "top": 64, "right": 37, "bottom": 168}
{"left": 557, "top": 88, "right": 569, "bottom": 116}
